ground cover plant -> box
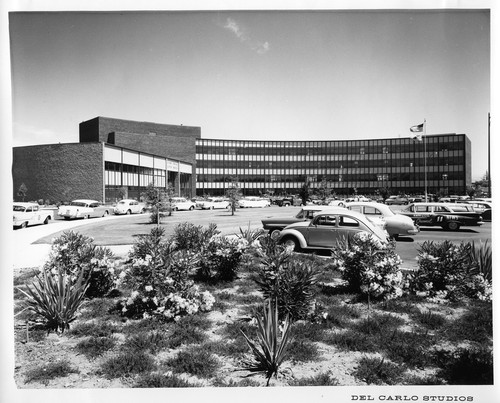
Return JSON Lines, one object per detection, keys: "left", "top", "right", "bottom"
{"left": 14, "top": 228, "right": 493, "bottom": 387}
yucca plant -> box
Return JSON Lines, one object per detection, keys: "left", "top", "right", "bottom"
{"left": 18, "top": 266, "right": 90, "bottom": 333}
{"left": 239, "top": 300, "right": 292, "bottom": 386}
{"left": 238, "top": 222, "right": 265, "bottom": 244}
{"left": 469, "top": 239, "right": 492, "bottom": 281}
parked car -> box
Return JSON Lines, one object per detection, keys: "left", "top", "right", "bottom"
{"left": 238, "top": 197, "right": 271, "bottom": 208}
{"left": 114, "top": 199, "right": 146, "bottom": 215}
{"left": 261, "top": 205, "right": 326, "bottom": 237}
{"left": 344, "top": 195, "right": 371, "bottom": 203}
{"left": 171, "top": 197, "right": 196, "bottom": 211}
{"left": 345, "top": 202, "right": 419, "bottom": 239}
{"left": 277, "top": 207, "right": 389, "bottom": 252}
{"left": 58, "top": 199, "right": 111, "bottom": 220}
{"left": 399, "top": 203, "right": 484, "bottom": 231}
{"left": 275, "top": 196, "right": 303, "bottom": 207}
{"left": 385, "top": 195, "right": 409, "bottom": 205}
{"left": 198, "top": 197, "right": 231, "bottom": 210}
{"left": 328, "top": 199, "right": 346, "bottom": 207}
{"left": 13, "top": 202, "right": 52, "bottom": 229}
{"left": 466, "top": 200, "right": 492, "bottom": 221}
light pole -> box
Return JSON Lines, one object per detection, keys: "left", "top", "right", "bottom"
{"left": 410, "top": 120, "right": 427, "bottom": 201}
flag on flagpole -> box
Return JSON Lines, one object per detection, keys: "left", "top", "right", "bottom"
{"left": 410, "top": 123, "right": 424, "bottom": 133}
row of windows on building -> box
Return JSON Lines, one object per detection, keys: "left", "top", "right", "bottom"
{"left": 195, "top": 135, "right": 464, "bottom": 153}
{"left": 197, "top": 171, "right": 464, "bottom": 184}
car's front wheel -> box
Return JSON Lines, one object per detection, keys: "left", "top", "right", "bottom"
{"left": 280, "top": 236, "right": 300, "bottom": 252}
{"left": 445, "top": 221, "right": 460, "bottom": 231}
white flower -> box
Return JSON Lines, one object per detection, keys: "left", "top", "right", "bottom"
{"left": 145, "top": 285, "right": 153, "bottom": 292}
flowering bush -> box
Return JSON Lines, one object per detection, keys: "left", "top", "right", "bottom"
{"left": 331, "top": 233, "right": 407, "bottom": 301}
{"left": 44, "top": 231, "right": 117, "bottom": 298}
{"left": 170, "top": 222, "right": 220, "bottom": 251}
{"left": 410, "top": 240, "right": 492, "bottom": 302}
{"left": 117, "top": 227, "right": 214, "bottom": 320}
{"left": 196, "top": 236, "right": 246, "bottom": 282}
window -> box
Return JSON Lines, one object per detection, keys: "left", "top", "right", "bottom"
{"left": 317, "top": 215, "right": 336, "bottom": 226}
{"left": 415, "top": 206, "right": 429, "bottom": 212}
{"left": 364, "top": 207, "right": 382, "bottom": 216}
{"left": 339, "top": 216, "right": 359, "bottom": 227}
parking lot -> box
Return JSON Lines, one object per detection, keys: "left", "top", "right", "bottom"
{"left": 12, "top": 204, "right": 492, "bottom": 271}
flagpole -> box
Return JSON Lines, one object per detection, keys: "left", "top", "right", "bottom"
{"left": 424, "top": 119, "right": 427, "bottom": 202}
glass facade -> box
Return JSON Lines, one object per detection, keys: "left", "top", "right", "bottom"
{"left": 103, "top": 145, "right": 193, "bottom": 202}
{"left": 195, "top": 134, "right": 470, "bottom": 197}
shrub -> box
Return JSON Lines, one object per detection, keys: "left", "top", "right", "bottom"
{"left": 353, "top": 357, "right": 406, "bottom": 385}
{"left": 253, "top": 236, "right": 319, "bottom": 321}
{"left": 239, "top": 301, "right": 292, "bottom": 386}
{"left": 44, "top": 231, "right": 116, "bottom": 298}
{"left": 170, "top": 222, "right": 219, "bottom": 251}
{"left": 410, "top": 240, "right": 492, "bottom": 302}
{"left": 100, "top": 351, "right": 156, "bottom": 378}
{"left": 76, "top": 336, "right": 117, "bottom": 359}
{"left": 196, "top": 236, "right": 245, "bottom": 282}
{"left": 286, "top": 340, "right": 320, "bottom": 363}
{"left": 434, "top": 347, "right": 493, "bottom": 385}
{"left": 165, "top": 347, "right": 219, "bottom": 378}
{"left": 18, "top": 267, "right": 89, "bottom": 333}
{"left": 290, "top": 372, "right": 339, "bottom": 386}
{"left": 331, "top": 233, "right": 407, "bottom": 301}
{"left": 134, "top": 373, "right": 200, "bottom": 387}
{"left": 118, "top": 227, "right": 214, "bottom": 320}
{"left": 25, "top": 360, "right": 79, "bottom": 385}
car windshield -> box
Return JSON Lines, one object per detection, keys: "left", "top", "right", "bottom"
{"left": 13, "top": 205, "right": 26, "bottom": 212}
{"left": 70, "top": 201, "right": 88, "bottom": 207}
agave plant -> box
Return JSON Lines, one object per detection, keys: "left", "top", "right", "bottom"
{"left": 238, "top": 222, "right": 265, "bottom": 244}
{"left": 239, "top": 300, "right": 292, "bottom": 386}
{"left": 469, "top": 239, "right": 492, "bottom": 281}
{"left": 18, "top": 266, "right": 90, "bottom": 333}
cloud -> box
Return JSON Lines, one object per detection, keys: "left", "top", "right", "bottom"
{"left": 223, "top": 17, "right": 270, "bottom": 55}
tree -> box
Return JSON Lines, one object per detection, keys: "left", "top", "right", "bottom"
{"left": 318, "top": 176, "right": 331, "bottom": 204}
{"left": 17, "top": 183, "right": 28, "bottom": 202}
{"left": 142, "top": 182, "right": 174, "bottom": 224}
{"left": 117, "top": 186, "right": 128, "bottom": 201}
{"left": 225, "top": 177, "right": 242, "bottom": 216}
{"left": 378, "top": 187, "right": 391, "bottom": 202}
{"left": 298, "top": 180, "right": 310, "bottom": 206}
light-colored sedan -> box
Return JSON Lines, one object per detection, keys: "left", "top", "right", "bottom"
{"left": 345, "top": 202, "right": 419, "bottom": 239}
{"left": 198, "top": 197, "right": 231, "bottom": 210}
{"left": 114, "top": 199, "right": 146, "bottom": 215}
{"left": 238, "top": 197, "right": 271, "bottom": 208}
{"left": 278, "top": 207, "right": 389, "bottom": 252}
{"left": 58, "top": 199, "right": 111, "bottom": 220}
{"left": 13, "top": 202, "right": 52, "bottom": 229}
{"left": 171, "top": 197, "right": 196, "bottom": 211}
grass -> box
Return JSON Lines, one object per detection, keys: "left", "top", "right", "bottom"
{"left": 164, "top": 346, "right": 220, "bottom": 378}
{"left": 76, "top": 336, "right": 117, "bottom": 359}
{"left": 100, "top": 351, "right": 156, "bottom": 378}
{"left": 25, "top": 360, "right": 79, "bottom": 385}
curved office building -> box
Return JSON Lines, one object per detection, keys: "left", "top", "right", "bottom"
{"left": 196, "top": 135, "right": 471, "bottom": 197}
{"left": 12, "top": 116, "right": 472, "bottom": 203}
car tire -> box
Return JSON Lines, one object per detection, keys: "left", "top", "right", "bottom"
{"left": 103, "top": 210, "right": 109, "bottom": 217}
{"left": 43, "top": 217, "right": 50, "bottom": 225}
{"left": 281, "top": 236, "right": 300, "bottom": 252}
{"left": 189, "top": 206, "right": 194, "bottom": 210}
{"left": 126, "top": 210, "right": 131, "bottom": 215}
{"left": 20, "top": 222, "right": 27, "bottom": 229}
{"left": 446, "top": 221, "right": 460, "bottom": 231}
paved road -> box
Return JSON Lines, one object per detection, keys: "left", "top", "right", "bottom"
{"left": 11, "top": 205, "right": 492, "bottom": 271}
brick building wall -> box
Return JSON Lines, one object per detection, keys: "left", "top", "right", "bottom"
{"left": 79, "top": 116, "right": 200, "bottom": 164}
{"left": 13, "top": 142, "right": 104, "bottom": 203}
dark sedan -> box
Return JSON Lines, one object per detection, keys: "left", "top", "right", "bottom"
{"left": 261, "top": 206, "right": 325, "bottom": 237}
{"left": 399, "top": 203, "right": 483, "bottom": 231}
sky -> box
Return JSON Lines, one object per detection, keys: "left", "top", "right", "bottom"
{"left": 7, "top": 6, "right": 492, "bottom": 181}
